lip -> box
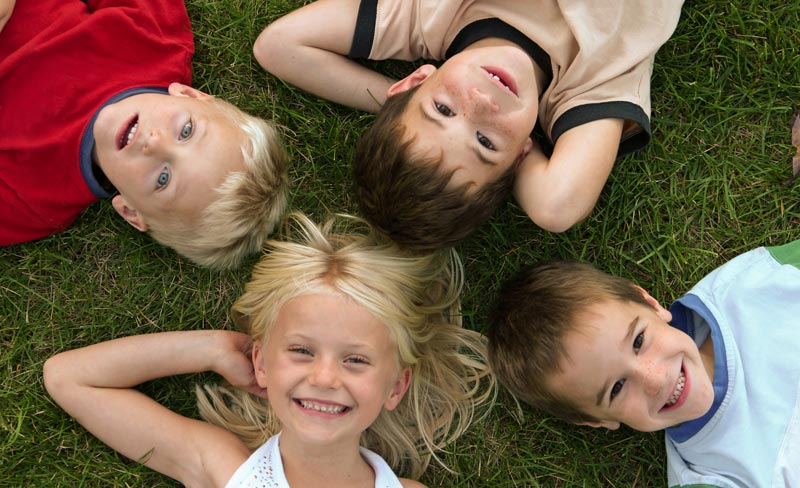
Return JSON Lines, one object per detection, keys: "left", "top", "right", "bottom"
{"left": 660, "top": 363, "right": 689, "bottom": 412}
{"left": 483, "top": 66, "right": 518, "bottom": 96}
{"left": 293, "top": 397, "right": 351, "bottom": 418}
{"left": 116, "top": 115, "right": 139, "bottom": 151}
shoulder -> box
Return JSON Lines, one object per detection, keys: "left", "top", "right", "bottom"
{"left": 400, "top": 478, "right": 427, "bottom": 488}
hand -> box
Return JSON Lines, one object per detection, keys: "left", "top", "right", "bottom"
{"left": 213, "top": 331, "right": 268, "bottom": 399}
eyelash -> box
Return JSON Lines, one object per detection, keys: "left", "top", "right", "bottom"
{"left": 345, "top": 355, "right": 369, "bottom": 365}
{"left": 609, "top": 331, "right": 645, "bottom": 402}
{"left": 179, "top": 120, "right": 193, "bottom": 140}
{"left": 288, "top": 346, "right": 312, "bottom": 356}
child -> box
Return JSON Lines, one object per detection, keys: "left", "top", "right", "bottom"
{"left": 254, "top": 0, "right": 683, "bottom": 250}
{"left": 487, "top": 241, "right": 800, "bottom": 487}
{"left": 0, "top": 0, "right": 288, "bottom": 269}
{"left": 44, "top": 213, "right": 496, "bottom": 487}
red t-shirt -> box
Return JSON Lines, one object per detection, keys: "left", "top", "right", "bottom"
{"left": 0, "top": 0, "right": 194, "bottom": 244}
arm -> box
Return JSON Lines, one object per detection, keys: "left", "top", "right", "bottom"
{"left": 254, "top": 0, "right": 394, "bottom": 113}
{"left": 43, "top": 330, "right": 262, "bottom": 486}
{"left": 513, "top": 118, "right": 624, "bottom": 232}
{"left": 0, "top": 0, "right": 14, "bottom": 33}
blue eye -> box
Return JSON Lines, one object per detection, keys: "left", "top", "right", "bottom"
{"left": 345, "top": 356, "right": 369, "bottom": 365}
{"left": 633, "top": 332, "right": 644, "bottom": 353}
{"left": 610, "top": 379, "right": 625, "bottom": 402}
{"left": 156, "top": 168, "right": 170, "bottom": 189}
{"left": 288, "top": 346, "right": 312, "bottom": 356}
{"left": 435, "top": 102, "right": 454, "bottom": 116}
{"left": 179, "top": 121, "right": 193, "bottom": 140}
{"left": 477, "top": 132, "right": 495, "bottom": 150}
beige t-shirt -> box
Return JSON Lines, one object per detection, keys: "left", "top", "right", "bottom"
{"left": 349, "top": 0, "right": 683, "bottom": 156}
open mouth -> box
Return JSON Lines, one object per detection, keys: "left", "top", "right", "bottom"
{"left": 117, "top": 115, "right": 139, "bottom": 150}
{"left": 661, "top": 366, "right": 686, "bottom": 411}
{"left": 483, "top": 67, "right": 518, "bottom": 96}
{"left": 294, "top": 399, "right": 350, "bottom": 415}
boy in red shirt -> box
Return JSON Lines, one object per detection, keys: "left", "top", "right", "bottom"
{"left": 0, "top": 0, "right": 288, "bottom": 269}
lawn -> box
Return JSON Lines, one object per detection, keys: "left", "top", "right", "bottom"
{"left": 1, "top": 1, "right": 798, "bottom": 486}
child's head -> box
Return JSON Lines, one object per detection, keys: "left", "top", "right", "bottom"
{"left": 95, "top": 83, "right": 288, "bottom": 269}
{"left": 199, "top": 212, "right": 495, "bottom": 478}
{"left": 353, "top": 44, "right": 538, "bottom": 250}
{"left": 488, "top": 260, "right": 715, "bottom": 432}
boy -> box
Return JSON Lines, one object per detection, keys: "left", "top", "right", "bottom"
{"left": 255, "top": 0, "right": 682, "bottom": 249}
{"left": 0, "top": 0, "right": 288, "bottom": 269}
{"left": 487, "top": 242, "right": 800, "bottom": 486}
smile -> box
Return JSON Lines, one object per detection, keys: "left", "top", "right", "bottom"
{"left": 483, "top": 67, "right": 518, "bottom": 96}
{"left": 662, "top": 366, "right": 687, "bottom": 411}
{"left": 295, "top": 399, "right": 349, "bottom": 415}
{"left": 117, "top": 115, "right": 139, "bottom": 150}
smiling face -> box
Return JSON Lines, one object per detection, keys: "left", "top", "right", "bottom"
{"left": 547, "top": 297, "right": 715, "bottom": 432}
{"left": 252, "top": 293, "right": 411, "bottom": 448}
{"left": 389, "top": 42, "right": 540, "bottom": 189}
{"left": 93, "top": 83, "right": 246, "bottom": 231}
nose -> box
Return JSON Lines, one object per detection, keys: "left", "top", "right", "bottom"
{"left": 635, "top": 357, "right": 668, "bottom": 398}
{"left": 308, "top": 357, "right": 341, "bottom": 389}
{"left": 142, "top": 128, "right": 169, "bottom": 156}
{"left": 466, "top": 87, "right": 499, "bottom": 116}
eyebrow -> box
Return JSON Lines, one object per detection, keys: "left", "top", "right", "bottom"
{"left": 594, "top": 315, "right": 640, "bottom": 407}
{"left": 171, "top": 118, "right": 209, "bottom": 210}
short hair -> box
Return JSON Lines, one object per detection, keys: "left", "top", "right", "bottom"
{"left": 147, "top": 97, "right": 288, "bottom": 270}
{"left": 197, "top": 212, "right": 495, "bottom": 478}
{"left": 353, "top": 87, "right": 516, "bottom": 252}
{"left": 487, "top": 260, "right": 652, "bottom": 424}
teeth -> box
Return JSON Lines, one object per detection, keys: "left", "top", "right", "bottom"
{"left": 490, "top": 73, "right": 511, "bottom": 91}
{"left": 665, "top": 371, "right": 685, "bottom": 407}
{"left": 126, "top": 122, "right": 138, "bottom": 146}
{"left": 298, "top": 400, "right": 346, "bottom": 414}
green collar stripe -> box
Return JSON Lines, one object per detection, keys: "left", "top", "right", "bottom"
{"left": 767, "top": 239, "right": 800, "bottom": 269}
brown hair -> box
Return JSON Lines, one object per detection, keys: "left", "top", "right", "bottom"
{"left": 487, "top": 260, "right": 652, "bottom": 423}
{"left": 353, "top": 87, "right": 515, "bottom": 252}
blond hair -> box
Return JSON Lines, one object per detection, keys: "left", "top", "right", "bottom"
{"left": 148, "top": 97, "right": 288, "bottom": 270}
{"left": 197, "top": 212, "right": 495, "bottom": 478}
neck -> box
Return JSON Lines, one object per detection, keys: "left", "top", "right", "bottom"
{"left": 279, "top": 432, "right": 374, "bottom": 488}
{"left": 699, "top": 334, "right": 715, "bottom": 383}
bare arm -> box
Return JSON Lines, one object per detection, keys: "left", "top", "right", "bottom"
{"left": 43, "top": 331, "right": 262, "bottom": 487}
{"left": 254, "top": 0, "right": 393, "bottom": 113}
{"left": 513, "top": 118, "right": 624, "bottom": 232}
{"left": 0, "top": 0, "right": 15, "bottom": 33}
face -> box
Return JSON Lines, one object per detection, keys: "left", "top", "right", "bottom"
{"left": 548, "top": 295, "right": 715, "bottom": 432}
{"left": 252, "top": 293, "right": 411, "bottom": 448}
{"left": 389, "top": 44, "right": 539, "bottom": 189}
{"left": 93, "top": 83, "right": 246, "bottom": 231}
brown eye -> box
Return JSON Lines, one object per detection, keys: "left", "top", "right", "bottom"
{"left": 435, "top": 102, "right": 454, "bottom": 116}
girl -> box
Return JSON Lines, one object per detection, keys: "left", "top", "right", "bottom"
{"left": 44, "top": 213, "right": 495, "bottom": 487}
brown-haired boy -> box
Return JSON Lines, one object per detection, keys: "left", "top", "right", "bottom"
{"left": 488, "top": 242, "right": 800, "bottom": 486}
{"left": 1, "top": 0, "right": 288, "bottom": 269}
{"left": 255, "top": 0, "right": 682, "bottom": 250}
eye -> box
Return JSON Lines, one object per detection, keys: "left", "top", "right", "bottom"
{"left": 156, "top": 168, "right": 170, "bottom": 189}
{"left": 477, "top": 132, "right": 495, "bottom": 150}
{"left": 345, "top": 355, "right": 369, "bottom": 365}
{"left": 288, "top": 346, "right": 312, "bottom": 356}
{"left": 179, "top": 120, "right": 193, "bottom": 140}
{"left": 434, "top": 102, "right": 454, "bottom": 117}
{"left": 633, "top": 331, "right": 644, "bottom": 353}
{"left": 610, "top": 379, "right": 625, "bottom": 402}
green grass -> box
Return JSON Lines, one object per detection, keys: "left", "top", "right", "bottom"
{"left": 2, "top": 1, "right": 799, "bottom": 486}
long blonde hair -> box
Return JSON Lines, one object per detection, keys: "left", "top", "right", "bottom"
{"left": 197, "top": 212, "right": 495, "bottom": 478}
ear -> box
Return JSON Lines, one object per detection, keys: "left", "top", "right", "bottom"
{"left": 168, "top": 82, "right": 213, "bottom": 100}
{"left": 252, "top": 341, "right": 269, "bottom": 389}
{"left": 516, "top": 137, "right": 534, "bottom": 163}
{"left": 111, "top": 195, "right": 148, "bottom": 232}
{"left": 386, "top": 64, "right": 436, "bottom": 98}
{"left": 383, "top": 367, "right": 412, "bottom": 411}
{"left": 633, "top": 285, "right": 672, "bottom": 322}
{"left": 577, "top": 419, "right": 621, "bottom": 430}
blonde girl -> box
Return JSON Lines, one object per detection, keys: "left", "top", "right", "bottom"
{"left": 44, "top": 213, "right": 495, "bottom": 487}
